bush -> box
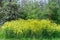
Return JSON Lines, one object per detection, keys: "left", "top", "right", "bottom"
{"left": 1, "top": 19, "right": 60, "bottom": 38}
{"left": 4, "top": 2, "right": 27, "bottom": 20}
{"left": 21, "top": 1, "right": 49, "bottom": 19}
{"left": 48, "top": 2, "right": 60, "bottom": 24}
{"left": 0, "top": 2, "right": 27, "bottom": 22}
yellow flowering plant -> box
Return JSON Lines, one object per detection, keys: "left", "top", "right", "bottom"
{"left": 1, "top": 19, "right": 60, "bottom": 38}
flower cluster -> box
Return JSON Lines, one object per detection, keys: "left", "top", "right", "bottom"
{"left": 1, "top": 19, "right": 60, "bottom": 38}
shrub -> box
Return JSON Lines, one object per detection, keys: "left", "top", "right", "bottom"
{"left": 0, "top": 2, "right": 27, "bottom": 22}
{"left": 1, "top": 19, "right": 60, "bottom": 38}
{"left": 21, "top": 1, "right": 49, "bottom": 19}
{"left": 4, "top": 2, "right": 27, "bottom": 20}
{"left": 48, "top": 2, "right": 60, "bottom": 24}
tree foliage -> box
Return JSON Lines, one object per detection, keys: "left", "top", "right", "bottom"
{"left": 0, "top": 0, "right": 60, "bottom": 24}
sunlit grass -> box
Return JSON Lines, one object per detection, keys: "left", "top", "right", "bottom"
{"left": 0, "top": 38, "right": 60, "bottom": 40}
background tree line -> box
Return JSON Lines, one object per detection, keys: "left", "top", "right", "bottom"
{"left": 0, "top": 0, "right": 60, "bottom": 24}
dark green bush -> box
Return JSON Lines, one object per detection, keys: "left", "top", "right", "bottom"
{"left": 48, "top": 2, "right": 60, "bottom": 24}
{"left": 3, "top": 2, "right": 27, "bottom": 21}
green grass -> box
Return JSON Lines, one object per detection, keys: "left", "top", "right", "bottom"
{"left": 0, "top": 38, "right": 60, "bottom": 40}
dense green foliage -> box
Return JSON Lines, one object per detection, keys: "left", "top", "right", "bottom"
{"left": 0, "top": 0, "right": 60, "bottom": 39}
{"left": 0, "top": 0, "right": 60, "bottom": 23}
{"left": 0, "top": 2, "right": 27, "bottom": 24}
{"left": 48, "top": 1, "right": 60, "bottom": 24}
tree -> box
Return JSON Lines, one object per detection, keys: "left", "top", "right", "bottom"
{"left": 0, "top": 0, "right": 3, "bottom": 7}
{"left": 48, "top": 1, "right": 60, "bottom": 23}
